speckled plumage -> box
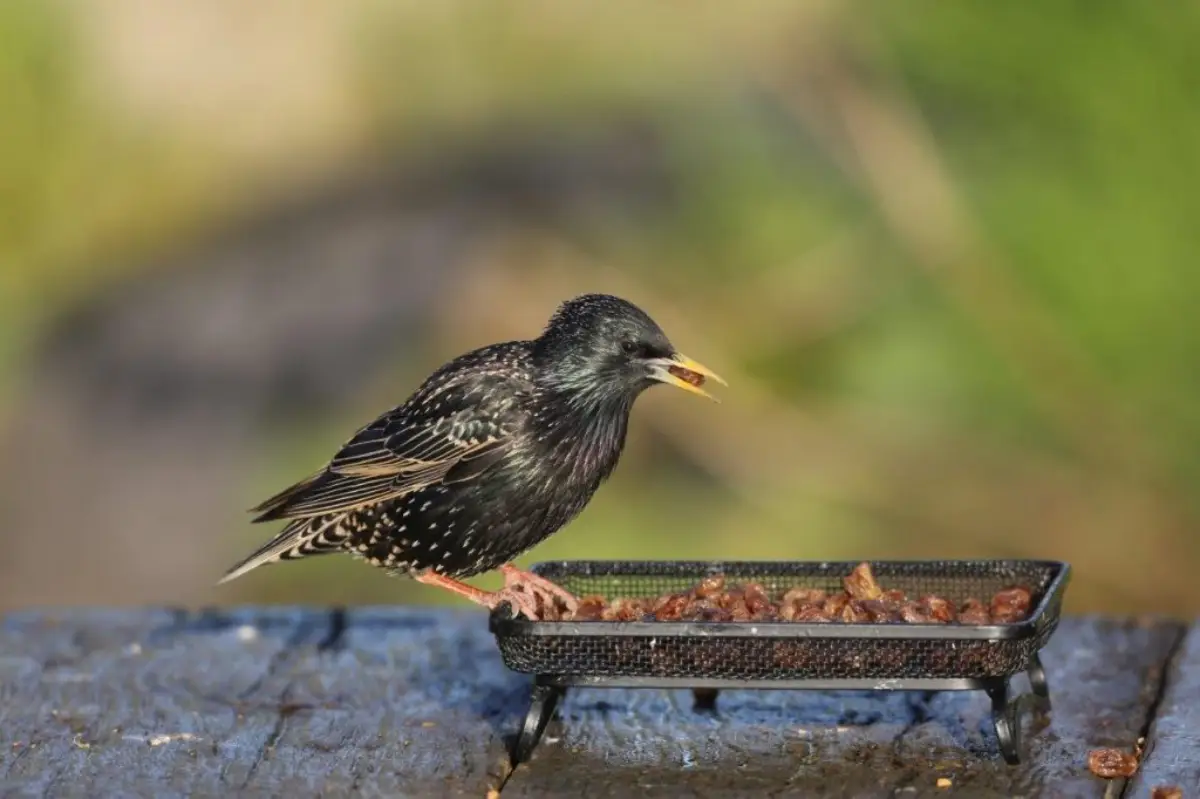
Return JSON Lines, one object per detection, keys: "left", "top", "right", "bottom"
{"left": 220, "top": 294, "right": 722, "bottom": 592}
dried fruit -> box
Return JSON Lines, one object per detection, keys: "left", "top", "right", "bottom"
{"left": 569, "top": 596, "right": 606, "bottom": 621}
{"left": 792, "top": 605, "right": 834, "bottom": 623}
{"left": 680, "top": 598, "right": 731, "bottom": 622}
{"left": 652, "top": 593, "right": 689, "bottom": 621}
{"left": 861, "top": 598, "right": 901, "bottom": 622}
{"left": 1088, "top": 747, "right": 1139, "bottom": 779}
{"left": 919, "top": 595, "right": 956, "bottom": 624}
{"left": 668, "top": 364, "right": 706, "bottom": 387}
{"left": 778, "top": 600, "right": 804, "bottom": 621}
{"left": 782, "top": 587, "right": 827, "bottom": 606}
{"left": 822, "top": 593, "right": 849, "bottom": 618}
{"left": 600, "top": 597, "right": 648, "bottom": 622}
{"left": 990, "top": 586, "right": 1034, "bottom": 623}
{"left": 1151, "top": 786, "right": 1183, "bottom": 799}
{"left": 721, "top": 591, "right": 753, "bottom": 622}
{"left": 557, "top": 563, "right": 1037, "bottom": 626}
{"left": 840, "top": 599, "right": 873, "bottom": 624}
{"left": 958, "top": 598, "right": 991, "bottom": 625}
{"left": 742, "top": 583, "right": 774, "bottom": 616}
{"left": 899, "top": 601, "right": 932, "bottom": 624}
{"left": 694, "top": 574, "right": 726, "bottom": 598}
{"left": 844, "top": 562, "right": 883, "bottom": 600}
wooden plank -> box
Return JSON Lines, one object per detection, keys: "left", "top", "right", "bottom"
{"left": 503, "top": 617, "right": 1183, "bottom": 798}
{"left": 0, "top": 608, "right": 526, "bottom": 798}
{"left": 1126, "top": 623, "right": 1200, "bottom": 798}
{"left": 0, "top": 611, "right": 1185, "bottom": 797}
{"left": 0, "top": 608, "right": 329, "bottom": 798}
{"left": 234, "top": 607, "right": 524, "bottom": 797}
{"left": 0, "top": 607, "right": 178, "bottom": 797}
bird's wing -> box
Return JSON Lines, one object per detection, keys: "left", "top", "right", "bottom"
{"left": 250, "top": 372, "right": 526, "bottom": 522}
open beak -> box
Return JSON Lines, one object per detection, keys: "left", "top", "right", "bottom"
{"left": 647, "top": 353, "right": 728, "bottom": 402}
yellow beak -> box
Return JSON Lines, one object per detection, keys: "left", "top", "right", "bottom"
{"left": 647, "top": 353, "right": 728, "bottom": 402}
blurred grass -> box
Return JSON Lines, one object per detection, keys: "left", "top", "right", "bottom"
{"left": 0, "top": 3, "right": 234, "bottom": 402}
{"left": 2, "top": 1, "right": 1199, "bottom": 612}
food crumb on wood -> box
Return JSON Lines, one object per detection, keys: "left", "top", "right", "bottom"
{"left": 936, "top": 777, "right": 953, "bottom": 788}
{"left": 1151, "top": 787, "right": 1183, "bottom": 799}
{"left": 1087, "top": 747, "right": 1139, "bottom": 778}
{"left": 486, "top": 789, "right": 501, "bottom": 799}
{"left": 147, "top": 732, "right": 199, "bottom": 747}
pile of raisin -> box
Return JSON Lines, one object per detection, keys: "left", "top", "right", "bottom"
{"left": 549, "top": 562, "right": 1033, "bottom": 625}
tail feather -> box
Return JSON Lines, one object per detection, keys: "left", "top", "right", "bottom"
{"left": 218, "top": 513, "right": 348, "bottom": 585}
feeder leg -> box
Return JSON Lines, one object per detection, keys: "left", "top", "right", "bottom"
{"left": 1027, "top": 652, "right": 1051, "bottom": 709}
{"left": 512, "top": 682, "right": 563, "bottom": 766}
{"left": 986, "top": 680, "right": 1021, "bottom": 765}
{"left": 692, "top": 688, "right": 719, "bottom": 713}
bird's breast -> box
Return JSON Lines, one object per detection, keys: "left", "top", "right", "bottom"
{"left": 518, "top": 400, "right": 631, "bottom": 506}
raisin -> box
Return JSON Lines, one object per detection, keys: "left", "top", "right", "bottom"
{"left": 918, "top": 595, "right": 955, "bottom": 624}
{"left": 844, "top": 562, "right": 884, "bottom": 601}
{"left": 957, "top": 598, "right": 991, "bottom": 625}
{"left": 568, "top": 596, "right": 607, "bottom": 621}
{"left": 782, "top": 587, "right": 827, "bottom": 606}
{"left": 1087, "top": 748, "right": 1138, "bottom": 779}
{"left": 821, "top": 593, "right": 848, "bottom": 617}
{"left": 840, "top": 599, "right": 873, "bottom": 623}
{"left": 693, "top": 574, "right": 726, "bottom": 598}
{"left": 990, "top": 586, "right": 1033, "bottom": 623}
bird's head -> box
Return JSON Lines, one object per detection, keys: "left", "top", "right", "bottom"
{"left": 532, "top": 294, "right": 726, "bottom": 407}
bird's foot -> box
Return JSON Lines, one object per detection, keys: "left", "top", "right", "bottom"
{"left": 484, "top": 586, "right": 544, "bottom": 621}
{"left": 500, "top": 564, "right": 580, "bottom": 614}
{"left": 413, "top": 571, "right": 543, "bottom": 620}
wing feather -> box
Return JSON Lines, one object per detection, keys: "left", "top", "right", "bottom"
{"left": 249, "top": 369, "right": 526, "bottom": 522}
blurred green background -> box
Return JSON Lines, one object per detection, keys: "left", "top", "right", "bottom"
{"left": 2, "top": 1, "right": 1197, "bottom": 616}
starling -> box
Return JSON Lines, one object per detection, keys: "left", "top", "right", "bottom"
{"left": 219, "top": 293, "right": 725, "bottom": 618}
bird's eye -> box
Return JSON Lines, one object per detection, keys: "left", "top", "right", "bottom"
{"left": 620, "top": 340, "right": 639, "bottom": 355}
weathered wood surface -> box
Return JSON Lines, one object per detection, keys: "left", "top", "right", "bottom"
{"left": 1127, "top": 624, "right": 1200, "bottom": 798}
{"left": 0, "top": 610, "right": 1194, "bottom": 798}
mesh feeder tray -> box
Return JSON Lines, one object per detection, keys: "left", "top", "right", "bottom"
{"left": 489, "top": 559, "right": 1069, "bottom": 765}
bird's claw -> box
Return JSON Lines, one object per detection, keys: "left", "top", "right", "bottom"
{"left": 500, "top": 565, "right": 580, "bottom": 614}
{"left": 488, "top": 587, "right": 543, "bottom": 621}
